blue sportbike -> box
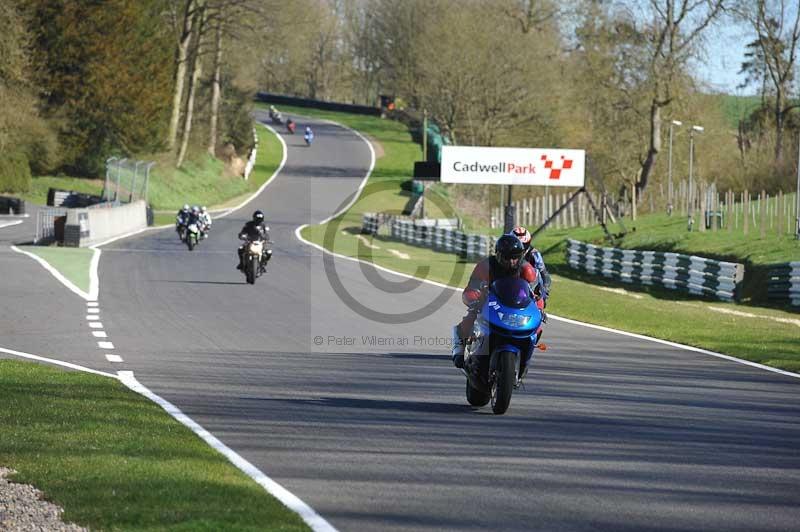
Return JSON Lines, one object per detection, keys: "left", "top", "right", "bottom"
{"left": 463, "top": 277, "right": 544, "bottom": 414}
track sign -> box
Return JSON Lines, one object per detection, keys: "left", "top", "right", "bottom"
{"left": 441, "top": 146, "right": 585, "bottom": 187}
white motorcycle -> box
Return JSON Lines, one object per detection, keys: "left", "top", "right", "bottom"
{"left": 242, "top": 238, "right": 272, "bottom": 284}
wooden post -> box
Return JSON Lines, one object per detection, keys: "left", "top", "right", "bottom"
{"left": 712, "top": 190, "right": 718, "bottom": 232}
{"left": 728, "top": 190, "right": 733, "bottom": 232}
{"left": 760, "top": 190, "right": 766, "bottom": 238}
{"left": 569, "top": 192, "right": 576, "bottom": 227}
{"left": 778, "top": 190, "right": 783, "bottom": 236}
{"left": 526, "top": 197, "right": 532, "bottom": 226}
{"left": 743, "top": 191, "right": 748, "bottom": 235}
{"left": 631, "top": 182, "right": 637, "bottom": 221}
{"left": 699, "top": 183, "right": 706, "bottom": 232}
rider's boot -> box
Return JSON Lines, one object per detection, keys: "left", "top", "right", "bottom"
{"left": 451, "top": 325, "right": 465, "bottom": 368}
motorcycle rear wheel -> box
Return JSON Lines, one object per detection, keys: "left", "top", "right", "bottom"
{"left": 491, "top": 351, "right": 516, "bottom": 415}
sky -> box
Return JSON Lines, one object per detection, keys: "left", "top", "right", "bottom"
{"left": 695, "top": 16, "right": 754, "bottom": 96}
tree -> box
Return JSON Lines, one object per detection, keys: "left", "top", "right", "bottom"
{"left": 627, "top": 0, "right": 725, "bottom": 199}
{"left": 0, "top": 0, "right": 57, "bottom": 177}
{"left": 176, "top": 0, "right": 206, "bottom": 168}
{"left": 167, "top": 0, "right": 199, "bottom": 151}
{"left": 29, "top": 0, "right": 174, "bottom": 175}
{"left": 735, "top": 0, "right": 800, "bottom": 164}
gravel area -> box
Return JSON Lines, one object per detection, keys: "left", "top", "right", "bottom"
{"left": 0, "top": 468, "right": 88, "bottom": 531}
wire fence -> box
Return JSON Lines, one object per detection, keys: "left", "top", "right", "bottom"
{"left": 103, "top": 158, "right": 155, "bottom": 204}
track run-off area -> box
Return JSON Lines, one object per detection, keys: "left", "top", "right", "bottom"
{"left": 2, "top": 112, "right": 799, "bottom": 532}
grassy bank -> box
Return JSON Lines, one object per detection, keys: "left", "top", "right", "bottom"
{"left": 0, "top": 360, "right": 308, "bottom": 531}
{"left": 151, "top": 126, "right": 282, "bottom": 226}
{"left": 19, "top": 123, "right": 283, "bottom": 228}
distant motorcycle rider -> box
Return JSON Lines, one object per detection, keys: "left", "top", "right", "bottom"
{"left": 236, "top": 210, "right": 272, "bottom": 271}
{"left": 451, "top": 234, "right": 541, "bottom": 369}
{"left": 175, "top": 204, "right": 190, "bottom": 239}
{"left": 176, "top": 204, "right": 190, "bottom": 226}
{"left": 511, "top": 226, "right": 551, "bottom": 304}
{"left": 199, "top": 206, "right": 212, "bottom": 238}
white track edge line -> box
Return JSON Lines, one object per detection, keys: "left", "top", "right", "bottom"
{"left": 10, "top": 245, "right": 92, "bottom": 301}
{"left": 0, "top": 346, "right": 116, "bottom": 378}
{"left": 0, "top": 346, "right": 335, "bottom": 531}
{"left": 292, "top": 124, "right": 800, "bottom": 381}
{"left": 0, "top": 219, "right": 24, "bottom": 229}
{"left": 116, "top": 371, "right": 337, "bottom": 532}
{"left": 546, "top": 315, "right": 800, "bottom": 379}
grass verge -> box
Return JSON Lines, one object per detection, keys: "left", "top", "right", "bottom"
{"left": 0, "top": 360, "right": 309, "bottom": 531}
{"left": 16, "top": 246, "right": 93, "bottom": 294}
{"left": 18, "top": 176, "right": 105, "bottom": 206}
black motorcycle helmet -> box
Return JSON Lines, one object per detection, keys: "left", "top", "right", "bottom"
{"left": 495, "top": 234, "right": 525, "bottom": 270}
{"left": 252, "top": 210, "right": 264, "bottom": 223}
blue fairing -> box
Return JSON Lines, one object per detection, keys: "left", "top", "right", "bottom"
{"left": 481, "top": 278, "right": 542, "bottom": 338}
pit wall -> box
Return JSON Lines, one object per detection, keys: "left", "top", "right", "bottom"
{"left": 64, "top": 200, "right": 147, "bottom": 247}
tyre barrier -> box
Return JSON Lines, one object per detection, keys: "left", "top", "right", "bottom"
{"left": 362, "top": 213, "right": 491, "bottom": 260}
{"left": 566, "top": 239, "right": 745, "bottom": 301}
{"left": 767, "top": 262, "right": 800, "bottom": 307}
{"left": 0, "top": 196, "right": 25, "bottom": 215}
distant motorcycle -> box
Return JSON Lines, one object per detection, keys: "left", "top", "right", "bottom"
{"left": 176, "top": 218, "right": 187, "bottom": 242}
{"left": 304, "top": 129, "right": 314, "bottom": 146}
{"left": 461, "top": 277, "right": 544, "bottom": 415}
{"left": 286, "top": 120, "right": 296, "bottom": 134}
{"left": 185, "top": 222, "right": 201, "bottom": 251}
{"left": 269, "top": 107, "right": 283, "bottom": 125}
{"left": 241, "top": 238, "right": 272, "bottom": 284}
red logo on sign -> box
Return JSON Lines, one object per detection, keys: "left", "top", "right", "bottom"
{"left": 541, "top": 155, "right": 573, "bottom": 180}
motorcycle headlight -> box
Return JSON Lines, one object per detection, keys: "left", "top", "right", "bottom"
{"left": 498, "top": 312, "right": 532, "bottom": 328}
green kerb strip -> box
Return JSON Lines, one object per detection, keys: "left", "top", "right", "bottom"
{"left": 20, "top": 246, "right": 93, "bottom": 294}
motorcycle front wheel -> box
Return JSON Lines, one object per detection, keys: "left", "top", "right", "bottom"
{"left": 466, "top": 379, "right": 490, "bottom": 407}
{"left": 491, "top": 351, "right": 516, "bottom": 415}
{"left": 246, "top": 255, "right": 258, "bottom": 284}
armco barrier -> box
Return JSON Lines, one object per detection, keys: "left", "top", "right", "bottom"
{"left": 63, "top": 200, "right": 147, "bottom": 247}
{"left": 256, "top": 92, "right": 381, "bottom": 116}
{"left": 362, "top": 213, "right": 490, "bottom": 260}
{"left": 767, "top": 262, "right": 800, "bottom": 307}
{"left": 566, "top": 239, "right": 745, "bottom": 301}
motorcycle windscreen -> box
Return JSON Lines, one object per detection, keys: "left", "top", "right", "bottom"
{"left": 491, "top": 278, "right": 532, "bottom": 309}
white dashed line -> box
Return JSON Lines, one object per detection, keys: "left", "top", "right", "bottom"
{"left": 97, "top": 341, "right": 114, "bottom": 349}
{"left": 105, "top": 354, "right": 123, "bottom": 363}
{"left": 88, "top": 322, "right": 103, "bottom": 329}
{"left": 86, "top": 315, "right": 100, "bottom": 321}
{"left": 87, "top": 308, "right": 100, "bottom": 314}
{"left": 92, "top": 331, "right": 108, "bottom": 338}
{"left": 596, "top": 286, "right": 644, "bottom": 299}
{"left": 356, "top": 234, "right": 380, "bottom": 250}
{"left": 388, "top": 249, "right": 410, "bottom": 260}
{"left": 87, "top": 302, "right": 99, "bottom": 307}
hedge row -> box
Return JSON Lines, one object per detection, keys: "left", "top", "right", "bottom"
{"left": 0, "top": 152, "right": 31, "bottom": 193}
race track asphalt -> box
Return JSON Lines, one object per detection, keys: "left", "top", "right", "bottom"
{"left": 3, "top": 113, "right": 799, "bottom": 531}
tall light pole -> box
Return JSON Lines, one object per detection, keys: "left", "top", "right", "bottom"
{"left": 796, "top": 132, "right": 800, "bottom": 239}
{"left": 687, "top": 125, "right": 704, "bottom": 231}
{"left": 668, "top": 120, "right": 682, "bottom": 216}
